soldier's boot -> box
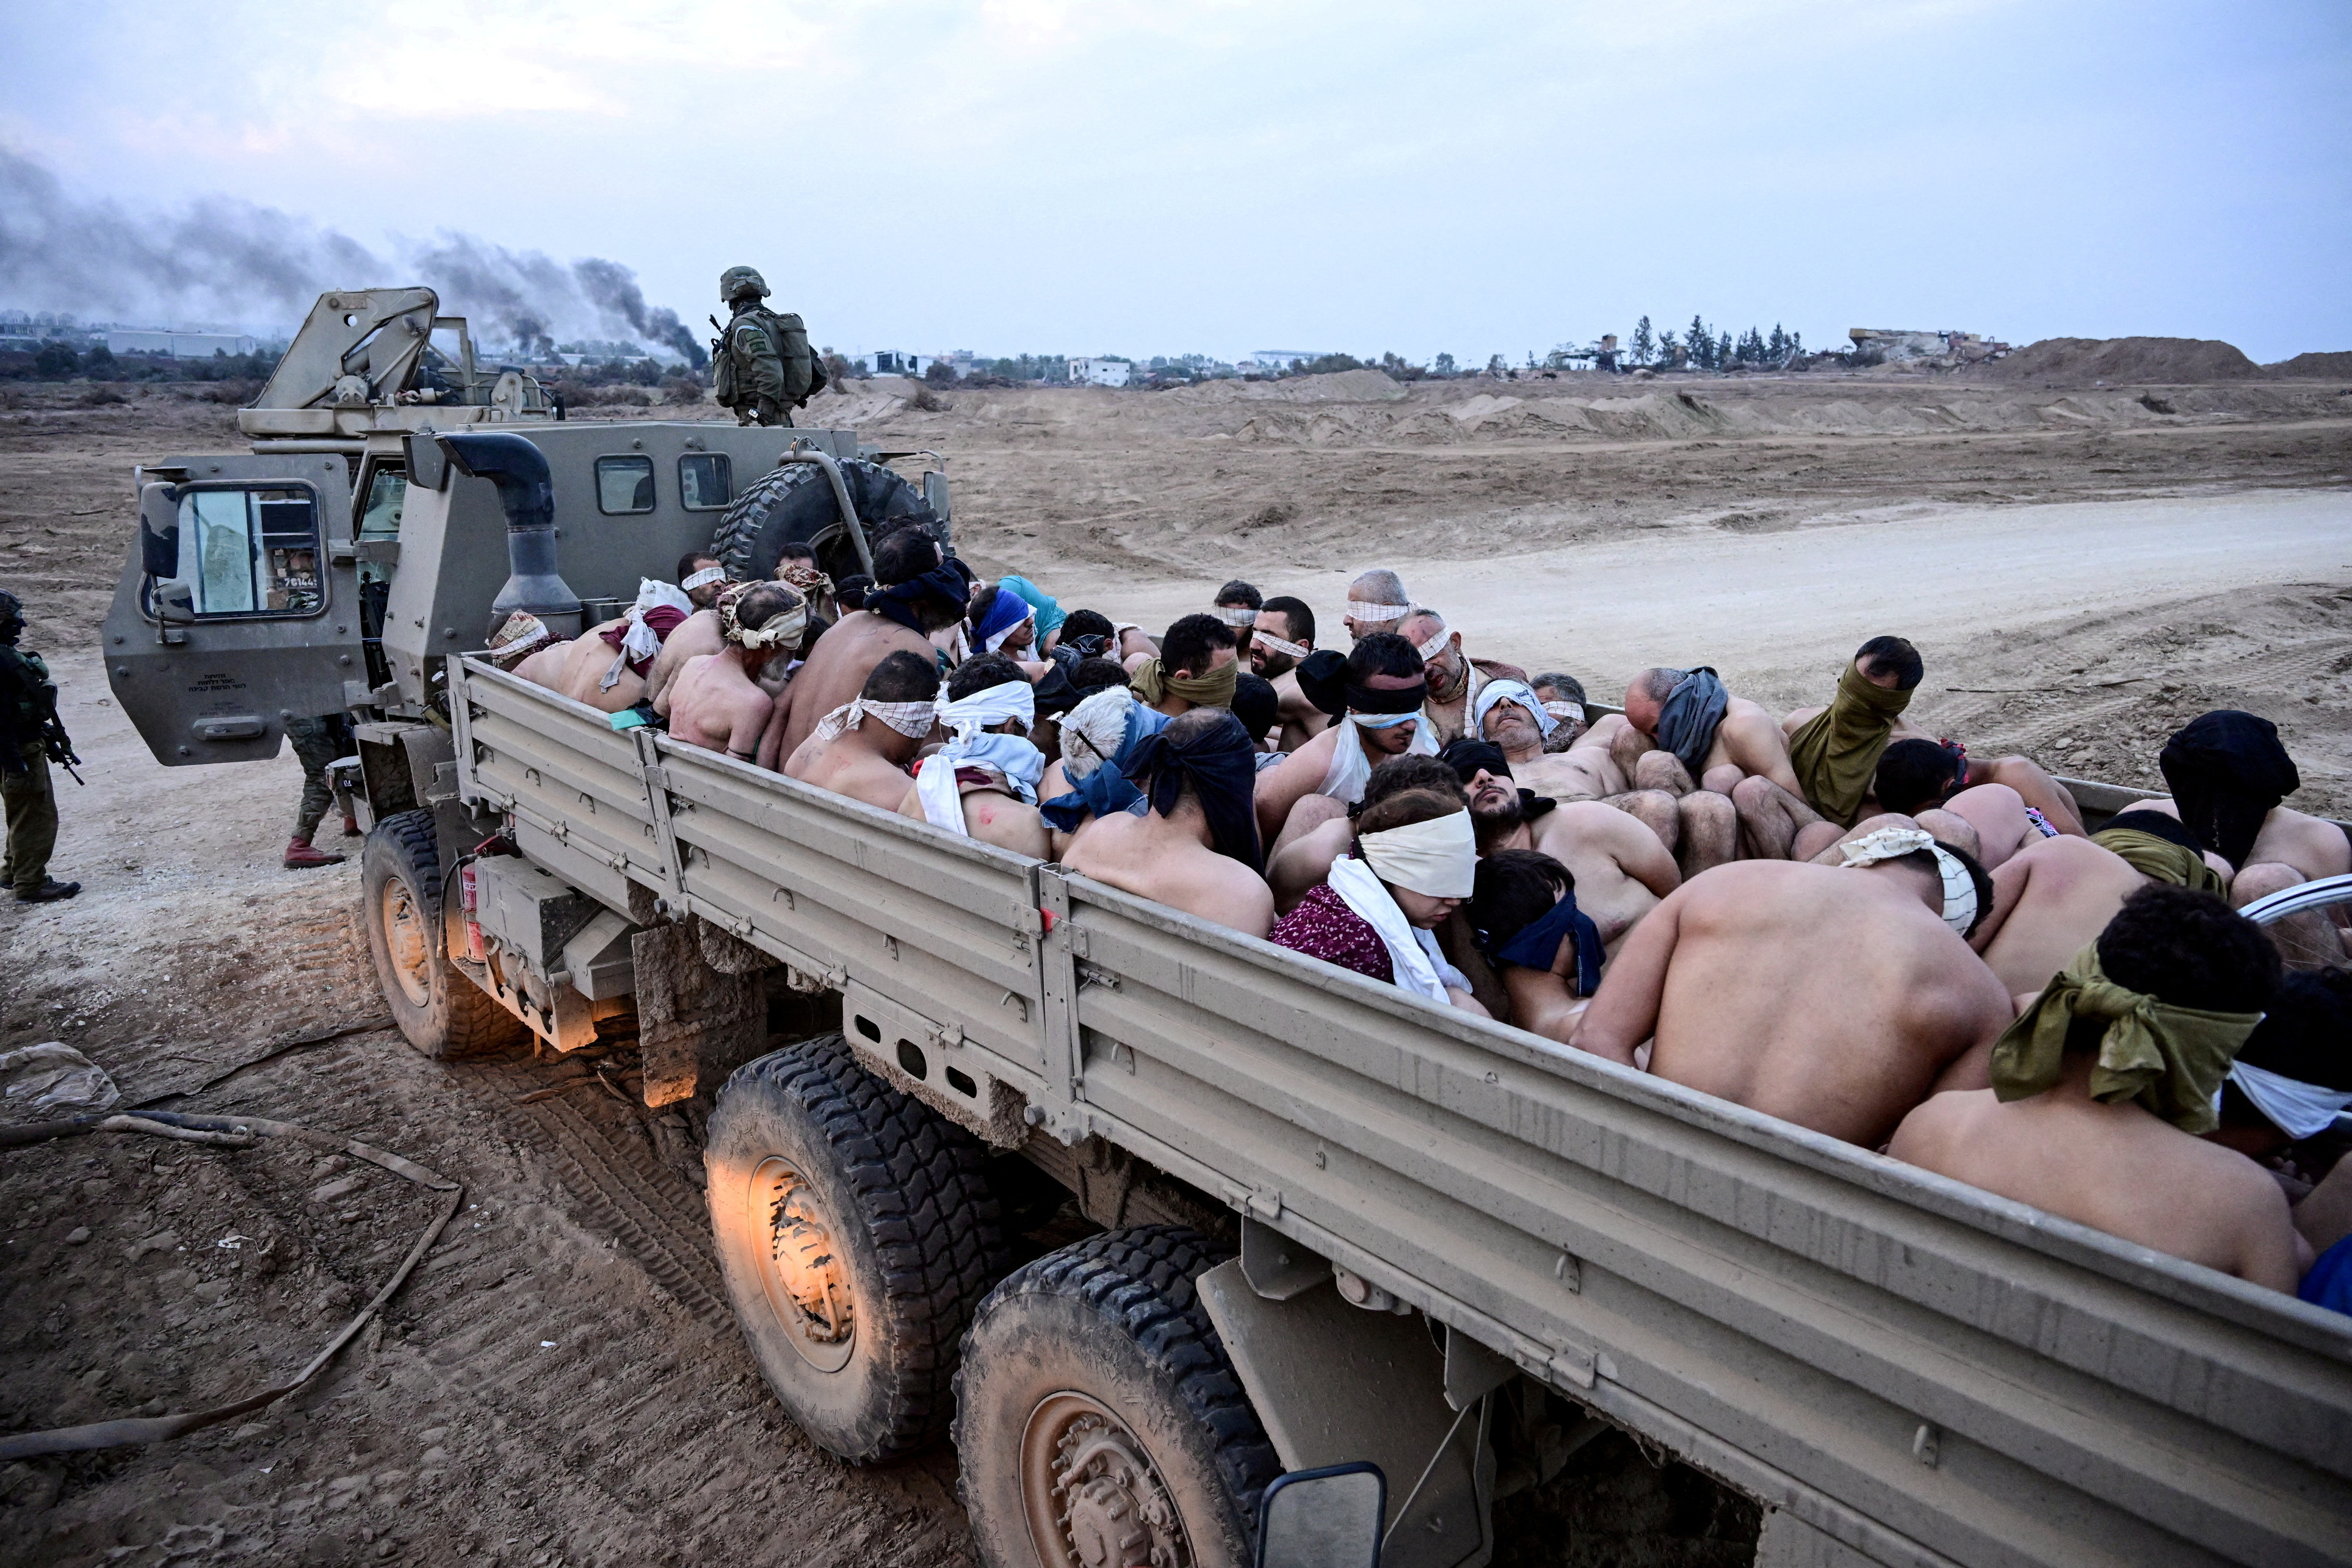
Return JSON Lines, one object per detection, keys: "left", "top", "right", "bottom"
{"left": 341, "top": 811, "right": 361, "bottom": 839}
{"left": 15, "top": 877, "right": 80, "bottom": 903}
{"left": 283, "top": 836, "right": 346, "bottom": 870}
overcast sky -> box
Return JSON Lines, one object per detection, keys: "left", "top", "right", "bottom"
{"left": 3, "top": 0, "right": 2346, "bottom": 363}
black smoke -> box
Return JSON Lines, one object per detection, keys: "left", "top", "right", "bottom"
{"left": 0, "top": 146, "right": 703, "bottom": 364}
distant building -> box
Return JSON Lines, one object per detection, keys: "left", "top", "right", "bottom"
{"left": 1069, "top": 357, "right": 1132, "bottom": 388}
{"left": 858, "top": 350, "right": 938, "bottom": 377}
{"left": 101, "top": 329, "right": 261, "bottom": 358}
{"left": 1247, "top": 351, "right": 1335, "bottom": 374}
{"left": 1848, "top": 328, "right": 2011, "bottom": 367}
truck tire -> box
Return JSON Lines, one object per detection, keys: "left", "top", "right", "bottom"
{"left": 709, "top": 458, "right": 938, "bottom": 584}
{"left": 953, "top": 1226, "right": 1281, "bottom": 1568}
{"left": 704, "top": 1034, "right": 1007, "bottom": 1464}
{"left": 360, "top": 810, "right": 524, "bottom": 1060}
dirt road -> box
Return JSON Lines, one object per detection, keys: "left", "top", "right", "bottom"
{"left": 1, "top": 367, "right": 2347, "bottom": 1564}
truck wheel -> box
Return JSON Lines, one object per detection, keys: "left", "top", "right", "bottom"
{"left": 360, "top": 810, "right": 524, "bottom": 1060}
{"left": 953, "top": 1226, "right": 1281, "bottom": 1568}
{"left": 709, "top": 458, "right": 938, "bottom": 583}
{"left": 704, "top": 1034, "right": 1007, "bottom": 1463}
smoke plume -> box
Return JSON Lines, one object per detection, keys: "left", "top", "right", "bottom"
{"left": 0, "top": 146, "right": 703, "bottom": 364}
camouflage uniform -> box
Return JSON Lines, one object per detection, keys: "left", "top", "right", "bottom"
{"left": 286, "top": 714, "right": 353, "bottom": 842}
{"left": 0, "top": 609, "right": 63, "bottom": 897}
{"left": 716, "top": 267, "right": 816, "bottom": 428}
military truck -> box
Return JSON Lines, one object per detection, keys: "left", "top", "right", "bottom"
{"left": 104, "top": 291, "right": 2352, "bottom": 1568}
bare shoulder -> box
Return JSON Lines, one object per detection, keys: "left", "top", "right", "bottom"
{"left": 1549, "top": 798, "right": 1644, "bottom": 844}
{"left": 1887, "top": 1087, "right": 1992, "bottom": 1166}
{"left": 1723, "top": 698, "right": 1786, "bottom": 737}
{"left": 1571, "top": 714, "right": 1629, "bottom": 753}
{"left": 1263, "top": 729, "right": 1336, "bottom": 789}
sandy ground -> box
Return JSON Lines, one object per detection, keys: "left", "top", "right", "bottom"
{"left": 1, "top": 363, "right": 2348, "bottom": 1564}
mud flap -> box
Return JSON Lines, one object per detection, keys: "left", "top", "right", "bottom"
{"left": 631, "top": 924, "right": 765, "bottom": 1107}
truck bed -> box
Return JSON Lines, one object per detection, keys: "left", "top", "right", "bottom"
{"left": 449, "top": 656, "right": 2352, "bottom": 1568}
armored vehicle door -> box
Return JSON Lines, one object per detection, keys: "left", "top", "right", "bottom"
{"left": 103, "top": 453, "right": 369, "bottom": 767}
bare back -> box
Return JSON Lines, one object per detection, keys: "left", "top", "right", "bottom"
{"left": 1972, "top": 835, "right": 2144, "bottom": 997}
{"left": 1065, "top": 811, "right": 1275, "bottom": 939}
{"left": 667, "top": 651, "right": 773, "bottom": 760}
{"left": 1525, "top": 801, "right": 1679, "bottom": 952}
{"left": 550, "top": 621, "right": 646, "bottom": 714}
{"left": 786, "top": 731, "right": 918, "bottom": 814}
{"left": 1582, "top": 861, "right": 2013, "bottom": 1147}
{"left": 897, "top": 779, "right": 1053, "bottom": 860}
{"left": 765, "top": 612, "right": 940, "bottom": 767}
{"left": 647, "top": 609, "right": 723, "bottom": 715}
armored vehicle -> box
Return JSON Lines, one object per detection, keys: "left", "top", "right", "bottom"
{"left": 104, "top": 291, "right": 2352, "bottom": 1568}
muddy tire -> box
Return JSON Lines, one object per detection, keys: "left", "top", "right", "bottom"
{"left": 708, "top": 458, "right": 938, "bottom": 584}
{"left": 953, "top": 1226, "right": 1280, "bottom": 1568}
{"left": 360, "top": 809, "right": 524, "bottom": 1060}
{"left": 704, "top": 1034, "right": 1007, "bottom": 1463}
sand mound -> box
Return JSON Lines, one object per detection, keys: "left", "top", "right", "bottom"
{"left": 2263, "top": 351, "right": 2352, "bottom": 379}
{"left": 1976, "top": 336, "right": 2256, "bottom": 383}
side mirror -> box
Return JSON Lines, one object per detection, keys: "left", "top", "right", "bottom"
{"left": 1256, "top": 1462, "right": 1385, "bottom": 1568}
{"left": 153, "top": 577, "right": 197, "bottom": 625}
{"left": 139, "top": 482, "right": 180, "bottom": 579}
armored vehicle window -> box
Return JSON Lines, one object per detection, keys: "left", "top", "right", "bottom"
{"left": 358, "top": 464, "right": 407, "bottom": 540}
{"left": 595, "top": 455, "right": 657, "bottom": 515}
{"left": 678, "top": 453, "right": 733, "bottom": 511}
{"left": 179, "top": 486, "right": 325, "bottom": 617}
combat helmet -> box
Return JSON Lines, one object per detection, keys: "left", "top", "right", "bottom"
{"left": 720, "top": 266, "right": 770, "bottom": 304}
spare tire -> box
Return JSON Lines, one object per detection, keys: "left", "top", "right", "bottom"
{"left": 709, "top": 458, "right": 939, "bottom": 584}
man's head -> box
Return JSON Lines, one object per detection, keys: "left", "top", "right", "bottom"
{"left": 968, "top": 583, "right": 1037, "bottom": 655}
{"left": 1354, "top": 788, "right": 1475, "bottom": 928}
{"left": 948, "top": 652, "right": 1032, "bottom": 732}
{"left": 2096, "top": 884, "right": 2281, "bottom": 1018}
{"left": 1253, "top": 596, "right": 1315, "bottom": 677}
{"left": 1622, "top": 667, "right": 1685, "bottom": 739}
{"left": 1069, "top": 656, "right": 1131, "bottom": 695}
{"left": 863, "top": 648, "right": 942, "bottom": 706}
{"left": 835, "top": 574, "right": 874, "bottom": 610}
{"left": 1478, "top": 685, "right": 1546, "bottom": 759}
{"left": 1345, "top": 569, "right": 1411, "bottom": 642}
{"left": 1438, "top": 738, "right": 1519, "bottom": 842}
{"left": 774, "top": 542, "right": 832, "bottom": 602}
{"left": 1529, "top": 673, "right": 1588, "bottom": 750}
{"left": 1469, "top": 850, "right": 1575, "bottom": 971}
{"left": 1232, "top": 673, "right": 1279, "bottom": 748}
{"left": 2216, "top": 967, "right": 2352, "bottom": 1155}
{"left": 1058, "top": 608, "right": 1117, "bottom": 659}
{"left": 0, "top": 588, "right": 23, "bottom": 644}
{"left": 677, "top": 552, "right": 727, "bottom": 609}
{"left": 719, "top": 582, "right": 807, "bottom": 674}
{"left": 1161, "top": 612, "right": 1239, "bottom": 681}
{"left": 1855, "top": 635, "right": 1923, "bottom": 691}
{"left": 1875, "top": 738, "right": 1970, "bottom": 817}
{"left": 1362, "top": 754, "right": 1468, "bottom": 813}
{"left": 1134, "top": 707, "right": 1265, "bottom": 869}
{"left": 720, "top": 266, "right": 769, "bottom": 305}
{"left": 1840, "top": 826, "right": 1993, "bottom": 938}
{"left": 871, "top": 528, "right": 966, "bottom": 632}
{"left": 1399, "top": 608, "right": 1463, "bottom": 691}
{"left": 1346, "top": 633, "right": 1429, "bottom": 756}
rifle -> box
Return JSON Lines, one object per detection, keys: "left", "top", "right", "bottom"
{"left": 35, "top": 685, "right": 82, "bottom": 786}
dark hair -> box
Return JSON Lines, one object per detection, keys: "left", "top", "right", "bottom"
{"left": 1356, "top": 787, "right": 1464, "bottom": 839}
{"left": 1162, "top": 612, "right": 1237, "bottom": 677}
{"left": 1346, "top": 631, "right": 1425, "bottom": 685}
{"left": 2238, "top": 967, "right": 2352, "bottom": 1088}
{"left": 777, "top": 541, "right": 817, "bottom": 564}
{"left": 965, "top": 583, "right": 1004, "bottom": 631}
{"left": 873, "top": 527, "right": 943, "bottom": 588}
{"left": 948, "top": 651, "right": 1027, "bottom": 701}
{"left": 677, "top": 552, "right": 721, "bottom": 582}
{"left": 1069, "top": 656, "right": 1131, "bottom": 693}
{"left": 1061, "top": 608, "right": 1115, "bottom": 645}
{"left": 1362, "top": 754, "right": 1467, "bottom": 809}
{"left": 732, "top": 582, "right": 798, "bottom": 631}
{"left": 1876, "top": 739, "right": 1966, "bottom": 816}
{"left": 863, "top": 648, "right": 941, "bottom": 705}
{"left": 1530, "top": 671, "right": 1585, "bottom": 707}
{"left": 1261, "top": 595, "right": 1315, "bottom": 645}
{"left": 1938, "top": 840, "right": 1994, "bottom": 940}
{"left": 1215, "top": 580, "right": 1262, "bottom": 612}
{"left": 1231, "top": 673, "right": 1279, "bottom": 742}
{"left": 1470, "top": 850, "right": 1574, "bottom": 953}
{"left": 1139, "top": 707, "right": 1239, "bottom": 807}
{"left": 1633, "top": 667, "right": 1684, "bottom": 704}
{"left": 835, "top": 573, "right": 874, "bottom": 610}
{"left": 2096, "top": 883, "right": 2281, "bottom": 1015}
{"left": 1856, "top": 635, "right": 1923, "bottom": 691}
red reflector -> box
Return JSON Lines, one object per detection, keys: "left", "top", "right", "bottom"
{"left": 1040, "top": 909, "right": 1057, "bottom": 933}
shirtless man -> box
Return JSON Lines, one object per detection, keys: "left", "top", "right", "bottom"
{"left": 1963, "top": 833, "right": 2146, "bottom": 999}
{"left": 1889, "top": 884, "right": 2296, "bottom": 1292}
{"left": 1869, "top": 737, "right": 2087, "bottom": 857}
{"left": 2152, "top": 708, "right": 2352, "bottom": 911}
{"left": 1265, "top": 754, "right": 1464, "bottom": 913}
{"left": 1253, "top": 634, "right": 1429, "bottom": 851}
{"left": 1573, "top": 840, "right": 2013, "bottom": 1149}
{"left": 667, "top": 583, "right": 806, "bottom": 763}
{"left": 1721, "top": 640, "right": 1919, "bottom": 861}
{"left": 783, "top": 649, "right": 939, "bottom": 812}
{"left": 1399, "top": 609, "right": 1486, "bottom": 747}
{"left": 1342, "top": 569, "right": 1413, "bottom": 643}
{"left": 1126, "top": 613, "right": 1240, "bottom": 718}
{"left": 1065, "top": 709, "right": 1275, "bottom": 938}
{"left": 1481, "top": 681, "right": 1735, "bottom": 878}
{"left": 1618, "top": 665, "right": 1800, "bottom": 798}
{"left": 1460, "top": 756, "right": 1680, "bottom": 958}
{"left": 646, "top": 554, "right": 740, "bottom": 715}
{"left": 1466, "top": 850, "right": 1612, "bottom": 1045}
{"left": 760, "top": 527, "right": 963, "bottom": 768}
{"left": 1251, "top": 596, "right": 1328, "bottom": 753}
{"left": 897, "top": 654, "right": 1051, "bottom": 859}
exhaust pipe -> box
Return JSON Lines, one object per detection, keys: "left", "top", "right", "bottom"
{"left": 437, "top": 431, "right": 582, "bottom": 641}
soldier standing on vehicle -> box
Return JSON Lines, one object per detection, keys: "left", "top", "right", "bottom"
{"left": 710, "top": 266, "right": 824, "bottom": 427}
{"left": 0, "top": 589, "right": 81, "bottom": 903}
{"left": 283, "top": 713, "right": 358, "bottom": 870}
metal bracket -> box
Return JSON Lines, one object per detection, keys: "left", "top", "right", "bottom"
{"left": 1240, "top": 1215, "right": 1327, "bottom": 1300}
{"left": 634, "top": 728, "right": 683, "bottom": 897}
{"left": 1443, "top": 1324, "right": 1517, "bottom": 1413}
